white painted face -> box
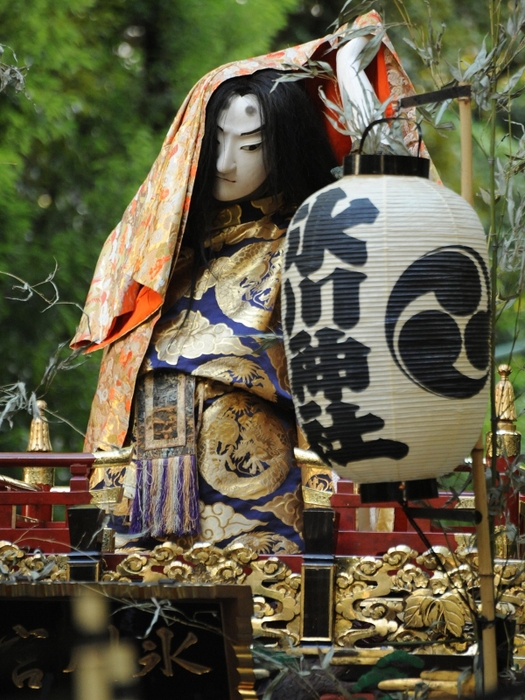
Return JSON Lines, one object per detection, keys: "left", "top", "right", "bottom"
{"left": 213, "top": 94, "right": 268, "bottom": 203}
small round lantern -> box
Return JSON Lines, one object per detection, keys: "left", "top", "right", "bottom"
{"left": 282, "top": 153, "right": 490, "bottom": 499}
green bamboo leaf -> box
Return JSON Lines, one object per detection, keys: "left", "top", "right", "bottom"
{"left": 462, "top": 41, "right": 495, "bottom": 81}
{"left": 334, "top": 0, "right": 377, "bottom": 29}
{"left": 501, "top": 65, "right": 525, "bottom": 94}
{"left": 448, "top": 65, "right": 463, "bottom": 82}
{"left": 262, "top": 668, "right": 290, "bottom": 700}
{"left": 403, "top": 37, "right": 418, "bottom": 51}
{"left": 357, "top": 28, "right": 386, "bottom": 72}
{"left": 337, "top": 24, "right": 380, "bottom": 47}
{"left": 311, "top": 59, "right": 335, "bottom": 77}
{"left": 324, "top": 111, "right": 352, "bottom": 136}
{"left": 270, "top": 72, "right": 311, "bottom": 91}
{"left": 319, "top": 645, "right": 336, "bottom": 670}
{"left": 318, "top": 85, "right": 348, "bottom": 118}
{"left": 478, "top": 188, "right": 492, "bottom": 206}
{"left": 403, "top": 37, "right": 432, "bottom": 65}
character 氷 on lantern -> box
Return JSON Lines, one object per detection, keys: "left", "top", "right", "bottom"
{"left": 72, "top": 12, "right": 425, "bottom": 552}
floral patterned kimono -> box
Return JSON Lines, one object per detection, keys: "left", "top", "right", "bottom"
{"left": 72, "top": 12, "right": 422, "bottom": 553}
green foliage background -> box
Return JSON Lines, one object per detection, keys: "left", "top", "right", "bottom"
{"left": 1, "top": 0, "right": 523, "bottom": 452}
{"left": 0, "top": 0, "right": 298, "bottom": 451}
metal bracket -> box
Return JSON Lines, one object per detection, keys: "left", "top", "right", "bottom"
{"left": 404, "top": 506, "right": 482, "bottom": 525}
{"left": 399, "top": 84, "right": 471, "bottom": 110}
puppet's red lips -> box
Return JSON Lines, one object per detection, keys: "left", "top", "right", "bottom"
{"left": 218, "top": 176, "right": 236, "bottom": 182}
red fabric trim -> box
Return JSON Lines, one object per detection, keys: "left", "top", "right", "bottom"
{"left": 83, "top": 285, "right": 162, "bottom": 354}
{"left": 366, "top": 44, "right": 393, "bottom": 114}
{"left": 306, "top": 46, "right": 351, "bottom": 165}
{"left": 306, "top": 43, "right": 394, "bottom": 166}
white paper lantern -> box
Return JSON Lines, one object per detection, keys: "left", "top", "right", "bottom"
{"left": 282, "top": 155, "right": 490, "bottom": 495}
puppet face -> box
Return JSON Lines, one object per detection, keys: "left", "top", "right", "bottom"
{"left": 213, "top": 94, "right": 268, "bottom": 202}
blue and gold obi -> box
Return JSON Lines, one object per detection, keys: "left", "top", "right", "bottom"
{"left": 136, "top": 195, "right": 304, "bottom": 554}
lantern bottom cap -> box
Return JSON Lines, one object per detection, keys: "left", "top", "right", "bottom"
{"left": 359, "top": 478, "right": 438, "bottom": 504}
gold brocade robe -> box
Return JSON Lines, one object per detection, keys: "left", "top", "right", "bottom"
{"left": 99, "top": 197, "right": 305, "bottom": 553}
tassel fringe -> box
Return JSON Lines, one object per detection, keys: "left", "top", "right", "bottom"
{"left": 130, "top": 455, "right": 199, "bottom": 537}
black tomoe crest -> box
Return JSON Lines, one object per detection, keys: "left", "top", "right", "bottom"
{"left": 385, "top": 246, "right": 490, "bottom": 399}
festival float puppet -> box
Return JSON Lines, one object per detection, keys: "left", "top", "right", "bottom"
{"left": 72, "top": 12, "right": 430, "bottom": 553}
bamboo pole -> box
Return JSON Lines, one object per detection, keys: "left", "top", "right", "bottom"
{"left": 472, "top": 437, "right": 498, "bottom": 694}
{"left": 459, "top": 83, "right": 474, "bottom": 206}
{"left": 459, "top": 84, "right": 498, "bottom": 694}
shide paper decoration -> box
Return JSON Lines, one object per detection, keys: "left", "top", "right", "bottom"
{"left": 283, "top": 154, "right": 490, "bottom": 500}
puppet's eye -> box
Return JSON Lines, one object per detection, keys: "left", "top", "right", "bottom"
{"left": 241, "top": 142, "right": 262, "bottom": 152}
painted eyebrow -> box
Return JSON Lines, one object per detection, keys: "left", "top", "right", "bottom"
{"left": 240, "top": 126, "right": 263, "bottom": 136}
{"left": 216, "top": 126, "right": 263, "bottom": 136}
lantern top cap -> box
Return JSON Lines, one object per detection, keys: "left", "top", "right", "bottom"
{"left": 343, "top": 153, "right": 430, "bottom": 178}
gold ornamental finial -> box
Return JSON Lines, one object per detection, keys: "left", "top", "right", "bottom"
{"left": 495, "top": 364, "right": 517, "bottom": 423}
{"left": 26, "top": 400, "right": 53, "bottom": 452}
{"left": 486, "top": 364, "right": 521, "bottom": 458}
{"left": 24, "top": 400, "right": 54, "bottom": 487}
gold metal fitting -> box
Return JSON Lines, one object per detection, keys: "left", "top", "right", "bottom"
{"left": 26, "top": 399, "right": 53, "bottom": 452}
{"left": 296, "top": 447, "right": 335, "bottom": 508}
{"left": 294, "top": 447, "right": 330, "bottom": 469}
{"left": 92, "top": 446, "right": 133, "bottom": 467}
{"left": 24, "top": 399, "right": 54, "bottom": 487}
{"left": 101, "top": 528, "right": 116, "bottom": 553}
{"left": 486, "top": 364, "right": 522, "bottom": 458}
{"left": 89, "top": 486, "right": 124, "bottom": 508}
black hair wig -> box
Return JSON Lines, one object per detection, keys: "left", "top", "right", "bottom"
{"left": 184, "top": 69, "right": 338, "bottom": 258}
